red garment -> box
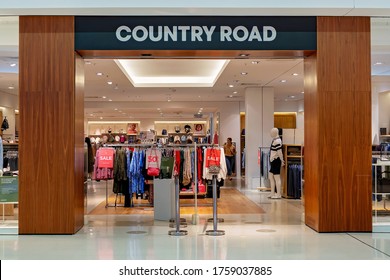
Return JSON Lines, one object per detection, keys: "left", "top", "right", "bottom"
{"left": 197, "top": 147, "right": 203, "bottom": 182}
{"left": 205, "top": 148, "right": 221, "bottom": 167}
{"left": 174, "top": 149, "right": 181, "bottom": 176}
{"left": 213, "top": 133, "right": 219, "bottom": 145}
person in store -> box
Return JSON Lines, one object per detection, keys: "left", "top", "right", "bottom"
{"left": 268, "top": 127, "right": 284, "bottom": 199}
{"left": 223, "top": 137, "right": 236, "bottom": 181}
{"left": 85, "top": 137, "right": 95, "bottom": 179}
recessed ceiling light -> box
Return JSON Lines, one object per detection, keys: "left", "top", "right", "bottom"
{"left": 10, "top": 63, "right": 16, "bottom": 67}
{"left": 102, "top": 96, "right": 107, "bottom": 99}
{"left": 375, "top": 62, "right": 383, "bottom": 65}
{"left": 280, "top": 80, "right": 287, "bottom": 83}
{"left": 290, "top": 95, "right": 296, "bottom": 98}
{"left": 8, "top": 86, "right": 14, "bottom": 89}
{"left": 251, "top": 61, "right": 260, "bottom": 64}
{"left": 228, "top": 95, "right": 233, "bottom": 98}
{"left": 15, "top": 109, "right": 19, "bottom": 113}
{"left": 157, "top": 108, "right": 161, "bottom": 111}
{"left": 239, "top": 54, "right": 249, "bottom": 57}
{"left": 108, "top": 99, "right": 113, "bottom": 102}
{"left": 90, "top": 114, "right": 94, "bottom": 116}
{"left": 114, "top": 108, "right": 118, "bottom": 111}
{"left": 301, "top": 91, "right": 304, "bottom": 94}
{"left": 85, "top": 61, "right": 92, "bottom": 65}
{"left": 233, "top": 91, "right": 238, "bottom": 94}
{"left": 107, "top": 81, "right": 113, "bottom": 85}
{"left": 229, "top": 84, "right": 234, "bottom": 88}
{"left": 241, "top": 72, "right": 248, "bottom": 75}
{"left": 292, "top": 73, "right": 299, "bottom": 76}
{"left": 96, "top": 72, "right": 103, "bottom": 76}
{"left": 100, "top": 117, "right": 103, "bottom": 120}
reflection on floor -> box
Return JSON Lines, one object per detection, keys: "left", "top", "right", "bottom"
{"left": 0, "top": 178, "right": 390, "bottom": 260}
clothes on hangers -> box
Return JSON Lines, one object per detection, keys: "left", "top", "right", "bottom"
{"left": 129, "top": 149, "right": 145, "bottom": 194}
{"left": 113, "top": 148, "right": 128, "bottom": 194}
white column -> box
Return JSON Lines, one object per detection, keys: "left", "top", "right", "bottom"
{"left": 245, "top": 87, "right": 274, "bottom": 188}
{"left": 372, "top": 84, "right": 380, "bottom": 145}
{"left": 219, "top": 102, "right": 241, "bottom": 177}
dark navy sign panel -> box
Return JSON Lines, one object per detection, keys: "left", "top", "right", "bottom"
{"left": 75, "top": 16, "right": 316, "bottom": 51}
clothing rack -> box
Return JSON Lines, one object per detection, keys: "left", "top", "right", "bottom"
{"left": 99, "top": 143, "right": 221, "bottom": 222}
{"left": 102, "top": 143, "right": 156, "bottom": 208}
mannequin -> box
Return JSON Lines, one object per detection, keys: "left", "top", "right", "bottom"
{"left": 268, "top": 128, "right": 284, "bottom": 199}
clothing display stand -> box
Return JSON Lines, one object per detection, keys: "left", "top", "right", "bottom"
{"left": 168, "top": 175, "right": 188, "bottom": 236}
{"left": 103, "top": 143, "right": 156, "bottom": 208}
{"left": 206, "top": 175, "right": 225, "bottom": 236}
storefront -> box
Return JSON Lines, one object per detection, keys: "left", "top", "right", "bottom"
{"left": 2, "top": 14, "right": 369, "bottom": 235}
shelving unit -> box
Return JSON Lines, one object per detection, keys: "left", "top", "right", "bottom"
{"left": 282, "top": 144, "right": 303, "bottom": 199}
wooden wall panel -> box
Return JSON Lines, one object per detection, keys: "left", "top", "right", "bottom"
{"left": 304, "top": 17, "right": 372, "bottom": 232}
{"left": 304, "top": 53, "right": 319, "bottom": 230}
{"left": 19, "top": 16, "right": 84, "bottom": 234}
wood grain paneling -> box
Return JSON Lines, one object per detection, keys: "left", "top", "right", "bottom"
{"left": 19, "top": 16, "right": 84, "bottom": 234}
{"left": 304, "top": 17, "right": 372, "bottom": 232}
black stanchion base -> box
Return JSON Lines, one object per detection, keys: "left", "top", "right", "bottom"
{"left": 168, "top": 230, "right": 188, "bottom": 236}
{"left": 207, "top": 218, "right": 224, "bottom": 223}
{"left": 205, "top": 229, "right": 225, "bottom": 236}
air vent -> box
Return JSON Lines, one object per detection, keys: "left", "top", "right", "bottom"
{"left": 85, "top": 96, "right": 101, "bottom": 99}
{"left": 194, "top": 113, "right": 203, "bottom": 118}
{"left": 239, "top": 83, "right": 262, "bottom": 86}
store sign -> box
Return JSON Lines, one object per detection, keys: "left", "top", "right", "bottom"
{"left": 0, "top": 177, "right": 18, "bottom": 203}
{"left": 75, "top": 16, "right": 316, "bottom": 50}
{"left": 98, "top": 149, "right": 115, "bottom": 168}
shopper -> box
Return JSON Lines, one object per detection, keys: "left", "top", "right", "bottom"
{"left": 223, "top": 137, "right": 236, "bottom": 180}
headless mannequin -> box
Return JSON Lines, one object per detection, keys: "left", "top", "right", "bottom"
{"left": 269, "top": 128, "right": 284, "bottom": 199}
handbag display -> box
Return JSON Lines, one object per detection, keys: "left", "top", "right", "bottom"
{"left": 147, "top": 149, "right": 160, "bottom": 177}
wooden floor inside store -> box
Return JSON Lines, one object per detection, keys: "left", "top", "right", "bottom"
{"left": 88, "top": 187, "right": 265, "bottom": 215}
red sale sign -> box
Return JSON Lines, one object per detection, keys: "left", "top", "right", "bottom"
{"left": 98, "top": 149, "right": 114, "bottom": 168}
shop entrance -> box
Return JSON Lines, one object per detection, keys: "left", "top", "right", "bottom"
{"left": 18, "top": 16, "right": 372, "bottom": 234}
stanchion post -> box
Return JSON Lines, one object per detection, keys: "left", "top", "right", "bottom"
{"left": 206, "top": 175, "right": 225, "bottom": 236}
{"left": 169, "top": 176, "right": 188, "bottom": 236}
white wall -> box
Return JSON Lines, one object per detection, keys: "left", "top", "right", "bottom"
{"left": 379, "top": 91, "right": 390, "bottom": 136}
{"left": 274, "top": 100, "right": 304, "bottom": 144}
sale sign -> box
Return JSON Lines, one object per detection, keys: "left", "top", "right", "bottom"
{"left": 98, "top": 148, "right": 115, "bottom": 168}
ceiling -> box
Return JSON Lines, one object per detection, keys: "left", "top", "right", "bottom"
{"left": 1, "top": 16, "right": 390, "bottom": 121}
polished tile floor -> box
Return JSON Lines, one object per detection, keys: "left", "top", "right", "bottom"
{"left": 1, "top": 178, "right": 390, "bottom": 260}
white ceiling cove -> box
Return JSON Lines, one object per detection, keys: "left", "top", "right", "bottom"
{"left": 115, "top": 59, "right": 230, "bottom": 87}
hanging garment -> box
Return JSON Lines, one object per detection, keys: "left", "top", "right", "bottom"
{"left": 129, "top": 149, "right": 145, "bottom": 194}
{"left": 113, "top": 149, "right": 128, "bottom": 194}
{"left": 1, "top": 117, "right": 9, "bottom": 131}
{"left": 203, "top": 147, "right": 227, "bottom": 181}
{"left": 182, "top": 148, "right": 192, "bottom": 186}
{"left": 94, "top": 148, "right": 115, "bottom": 180}
{"left": 287, "top": 164, "right": 302, "bottom": 199}
{"left": 145, "top": 148, "right": 162, "bottom": 177}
